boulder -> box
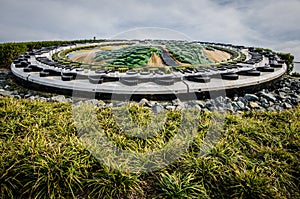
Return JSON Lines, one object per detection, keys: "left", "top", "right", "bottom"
{"left": 258, "top": 91, "right": 277, "bottom": 103}
{"left": 218, "top": 107, "right": 225, "bottom": 113}
{"left": 261, "top": 102, "right": 269, "bottom": 109}
{"left": 237, "top": 101, "right": 245, "bottom": 110}
{"left": 291, "top": 98, "right": 299, "bottom": 106}
{"left": 260, "top": 97, "right": 269, "bottom": 104}
{"left": 165, "top": 105, "right": 176, "bottom": 111}
{"left": 172, "top": 98, "right": 183, "bottom": 107}
{"left": 195, "top": 100, "right": 206, "bottom": 108}
{"left": 152, "top": 103, "right": 163, "bottom": 114}
{"left": 4, "top": 85, "right": 10, "bottom": 91}
{"left": 290, "top": 93, "right": 300, "bottom": 99}
{"left": 139, "top": 98, "right": 150, "bottom": 107}
{"left": 232, "top": 102, "right": 240, "bottom": 111}
{"left": 249, "top": 102, "right": 260, "bottom": 109}
{"left": 194, "top": 104, "right": 202, "bottom": 111}
{"left": 244, "top": 106, "right": 251, "bottom": 111}
{"left": 51, "top": 95, "right": 68, "bottom": 103}
{"left": 84, "top": 99, "right": 99, "bottom": 105}
{"left": 115, "top": 101, "right": 127, "bottom": 107}
{"left": 267, "top": 107, "right": 276, "bottom": 112}
{"left": 283, "top": 102, "right": 293, "bottom": 109}
{"left": 279, "top": 87, "right": 291, "bottom": 93}
{"left": 207, "top": 105, "right": 217, "bottom": 112}
{"left": 98, "top": 100, "right": 106, "bottom": 107}
{"left": 274, "top": 105, "right": 283, "bottom": 112}
{"left": 244, "top": 94, "right": 259, "bottom": 102}
{"left": 238, "top": 96, "right": 246, "bottom": 103}
{"left": 0, "top": 89, "right": 12, "bottom": 97}
{"left": 277, "top": 92, "right": 287, "bottom": 100}
{"left": 14, "top": 95, "right": 22, "bottom": 99}
{"left": 224, "top": 97, "right": 232, "bottom": 103}
{"left": 106, "top": 103, "right": 113, "bottom": 107}
{"left": 28, "top": 96, "right": 36, "bottom": 100}
{"left": 39, "top": 97, "right": 49, "bottom": 102}
{"left": 201, "top": 108, "right": 210, "bottom": 113}
{"left": 224, "top": 103, "right": 234, "bottom": 112}
{"left": 25, "top": 93, "right": 34, "bottom": 99}
{"left": 215, "top": 96, "right": 225, "bottom": 105}
{"left": 175, "top": 105, "right": 186, "bottom": 111}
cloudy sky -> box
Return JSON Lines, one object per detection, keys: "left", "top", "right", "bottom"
{"left": 1, "top": 0, "right": 300, "bottom": 60}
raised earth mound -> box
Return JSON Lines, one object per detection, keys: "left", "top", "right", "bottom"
{"left": 68, "top": 41, "right": 231, "bottom": 67}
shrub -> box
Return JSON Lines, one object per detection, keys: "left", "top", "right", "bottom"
{"left": 291, "top": 72, "right": 300, "bottom": 77}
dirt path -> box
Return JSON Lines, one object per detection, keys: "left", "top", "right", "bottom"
{"left": 70, "top": 45, "right": 128, "bottom": 64}
{"left": 147, "top": 52, "right": 165, "bottom": 67}
{"left": 100, "top": 45, "right": 127, "bottom": 51}
{"left": 70, "top": 53, "right": 94, "bottom": 64}
{"left": 203, "top": 49, "right": 231, "bottom": 63}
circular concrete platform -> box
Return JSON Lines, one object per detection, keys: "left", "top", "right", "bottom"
{"left": 11, "top": 40, "right": 287, "bottom": 97}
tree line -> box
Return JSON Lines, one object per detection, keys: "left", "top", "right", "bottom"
{"left": 0, "top": 39, "right": 105, "bottom": 69}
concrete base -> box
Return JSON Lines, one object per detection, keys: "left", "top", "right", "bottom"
{"left": 10, "top": 41, "right": 288, "bottom": 100}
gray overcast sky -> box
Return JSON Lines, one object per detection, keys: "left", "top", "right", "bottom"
{"left": 1, "top": 0, "right": 300, "bottom": 60}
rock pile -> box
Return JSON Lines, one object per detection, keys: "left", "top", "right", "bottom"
{"left": 74, "top": 77, "right": 300, "bottom": 113}
{"left": 1, "top": 70, "right": 299, "bottom": 113}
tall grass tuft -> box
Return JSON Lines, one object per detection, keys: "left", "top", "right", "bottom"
{"left": 0, "top": 97, "right": 299, "bottom": 198}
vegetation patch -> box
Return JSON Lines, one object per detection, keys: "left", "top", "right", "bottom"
{"left": 0, "top": 40, "right": 105, "bottom": 69}
{"left": 0, "top": 97, "right": 299, "bottom": 198}
{"left": 94, "top": 45, "right": 162, "bottom": 67}
{"left": 166, "top": 42, "right": 214, "bottom": 65}
{"left": 291, "top": 72, "right": 300, "bottom": 77}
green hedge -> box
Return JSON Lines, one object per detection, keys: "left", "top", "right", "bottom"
{"left": 0, "top": 40, "right": 105, "bottom": 69}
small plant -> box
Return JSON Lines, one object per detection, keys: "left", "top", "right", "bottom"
{"left": 291, "top": 72, "right": 300, "bottom": 77}
{"left": 154, "top": 172, "right": 209, "bottom": 199}
{"left": 94, "top": 45, "right": 162, "bottom": 67}
{"left": 117, "top": 67, "right": 129, "bottom": 73}
{"left": 166, "top": 42, "right": 214, "bottom": 65}
{"left": 86, "top": 167, "right": 143, "bottom": 199}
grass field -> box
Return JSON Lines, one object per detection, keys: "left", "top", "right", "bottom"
{"left": 0, "top": 97, "right": 299, "bottom": 198}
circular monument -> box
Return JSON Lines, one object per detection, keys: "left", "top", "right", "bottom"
{"left": 11, "top": 40, "right": 287, "bottom": 99}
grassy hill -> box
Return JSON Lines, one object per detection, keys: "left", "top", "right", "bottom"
{"left": 0, "top": 97, "right": 299, "bottom": 198}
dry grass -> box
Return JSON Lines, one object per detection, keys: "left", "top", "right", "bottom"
{"left": 147, "top": 52, "right": 165, "bottom": 67}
